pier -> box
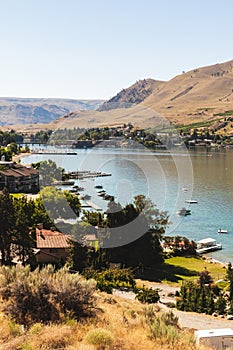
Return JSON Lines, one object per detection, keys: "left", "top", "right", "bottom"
{"left": 32, "top": 151, "right": 77, "bottom": 155}
{"left": 65, "top": 170, "right": 111, "bottom": 179}
{"left": 85, "top": 201, "right": 102, "bottom": 211}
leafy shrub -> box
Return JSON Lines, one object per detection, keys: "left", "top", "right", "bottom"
{"left": 29, "top": 323, "right": 43, "bottom": 335}
{"left": 136, "top": 287, "right": 160, "bottom": 304}
{"left": 83, "top": 267, "right": 136, "bottom": 293}
{"left": 8, "top": 320, "right": 23, "bottom": 337}
{"left": 0, "top": 265, "right": 96, "bottom": 325}
{"left": 165, "top": 302, "right": 176, "bottom": 308}
{"left": 84, "top": 328, "right": 114, "bottom": 349}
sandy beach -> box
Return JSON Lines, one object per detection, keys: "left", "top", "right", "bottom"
{"left": 12, "top": 152, "right": 31, "bottom": 163}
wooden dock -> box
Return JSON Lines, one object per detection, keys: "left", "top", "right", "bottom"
{"left": 85, "top": 201, "right": 102, "bottom": 211}
{"left": 65, "top": 171, "right": 111, "bottom": 179}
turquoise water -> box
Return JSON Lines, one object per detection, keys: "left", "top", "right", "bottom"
{"left": 22, "top": 146, "right": 233, "bottom": 263}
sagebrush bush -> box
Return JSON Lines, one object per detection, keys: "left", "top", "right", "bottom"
{"left": 84, "top": 328, "right": 114, "bottom": 349}
{"left": 0, "top": 265, "right": 96, "bottom": 325}
{"left": 147, "top": 311, "right": 180, "bottom": 346}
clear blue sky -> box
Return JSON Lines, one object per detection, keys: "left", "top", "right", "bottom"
{"left": 0, "top": 0, "right": 233, "bottom": 99}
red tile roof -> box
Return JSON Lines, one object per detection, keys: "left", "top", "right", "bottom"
{"left": 0, "top": 164, "right": 38, "bottom": 178}
{"left": 36, "top": 228, "right": 70, "bottom": 249}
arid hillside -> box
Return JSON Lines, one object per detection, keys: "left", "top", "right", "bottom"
{"left": 2, "top": 59, "right": 233, "bottom": 132}
{"left": 142, "top": 59, "right": 233, "bottom": 124}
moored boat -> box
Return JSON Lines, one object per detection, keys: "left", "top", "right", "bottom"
{"left": 218, "top": 229, "right": 228, "bottom": 234}
{"left": 185, "top": 199, "right": 198, "bottom": 204}
{"left": 176, "top": 207, "right": 191, "bottom": 216}
{"left": 196, "top": 237, "right": 222, "bottom": 254}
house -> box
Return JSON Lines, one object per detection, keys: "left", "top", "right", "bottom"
{"left": 195, "top": 328, "right": 233, "bottom": 349}
{"left": 35, "top": 226, "right": 71, "bottom": 264}
{"left": 0, "top": 161, "right": 39, "bottom": 193}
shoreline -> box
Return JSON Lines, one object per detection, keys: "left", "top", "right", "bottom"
{"left": 12, "top": 152, "right": 31, "bottom": 163}
{"left": 202, "top": 255, "right": 228, "bottom": 268}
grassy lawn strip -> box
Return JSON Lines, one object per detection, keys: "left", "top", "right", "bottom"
{"left": 138, "top": 256, "right": 226, "bottom": 286}
{"left": 165, "top": 256, "right": 226, "bottom": 282}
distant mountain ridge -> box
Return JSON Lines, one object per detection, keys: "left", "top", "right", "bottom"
{"left": 0, "top": 97, "right": 103, "bottom": 126}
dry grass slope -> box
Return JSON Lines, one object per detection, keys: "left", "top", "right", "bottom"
{"left": 0, "top": 292, "right": 211, "bottom": 350}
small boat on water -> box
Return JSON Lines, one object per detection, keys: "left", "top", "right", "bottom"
{"left": 185, "top": 199, "right": 198, "bottom": 204}
{"left": 95, "top": 185, "right": 103, "bottom": 189}
{"left": 218, "top": 229, "right": 228, "bottom": 234}
{"left": 196, "top": 237, "right": 222, "bottom": 254}
{"left": 182, "top": 187, "right": 188, "bottom": 192}
{"left": 176, "top": 207, "right": 191, "bottom": 216}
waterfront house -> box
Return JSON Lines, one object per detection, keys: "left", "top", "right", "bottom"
{"left": 35, "top": 226, "right": 71, "bottom": 264}
{"left": 0, "top": 161, "right": 39, "bottom": 193}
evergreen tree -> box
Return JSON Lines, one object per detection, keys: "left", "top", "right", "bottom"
{"left": 196, "top": 287, "right": 206, "bottom": 313}
{"left": 0, "top": 188, "right": 15, "bottom": 264}
{"left": 215, "top": 294, "right": 226, "bottom": 315}
{"left": 226, "top": 262, "right": 233, "bottom": 301}
{"left": 206, "top": 290, "right": 215, "bottom": 315}
{"left": 13, "top": 196, "right": 34, "bottom": 265}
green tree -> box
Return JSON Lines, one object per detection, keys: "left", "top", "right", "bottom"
{"left": 198, "top": 268, "right": 213, "bottom": 287}
{"left": 226, "top": 262, "right": 233, "bottom": 300}
{"left": 0, "top": 188, "right": 15, "bottom": 264}
{"left": 215, "top": 294, "right": 226, "bottom": 315}
{"left": 13, "top": 196, "right": 35, "bottom": 265}
{"left": 104, "top": 195, "right": 168, "bottom": 267}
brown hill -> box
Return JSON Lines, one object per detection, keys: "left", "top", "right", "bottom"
{"left": 98, "top": 79, "right": 164, "bottom": 111}
{"left": 51, "top": 59, "right": 233, "bottom": 130}
{"left": 4, "top": 59, "right": 233, "bottom": 132}
{"left": 141, "top": 59, "right": 233, "bottom": 124}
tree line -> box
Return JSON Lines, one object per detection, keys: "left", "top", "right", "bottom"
{"left": 176, "top": 265, "right": 233, "bottom": 316}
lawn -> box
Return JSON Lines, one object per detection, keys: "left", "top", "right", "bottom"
{"left": 138, "top": 256, "right": 226, "bottom": 285}
{"left": 165, "top": 256, "right": 226, "bottom": 282}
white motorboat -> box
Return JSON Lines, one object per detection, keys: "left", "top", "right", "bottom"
{"left": 218, "top": 229, "right": 228, "bottom": 234}
{"left": 185, "top": 199, "right": 198, "bottom": 204}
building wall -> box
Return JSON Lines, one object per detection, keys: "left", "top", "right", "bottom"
{"left": 36, "top": 248, "right": 69, "bottom": 264}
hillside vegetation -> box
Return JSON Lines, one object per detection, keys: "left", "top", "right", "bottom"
{"left": 0, "top": 265, "right": 208, "bottom": 350}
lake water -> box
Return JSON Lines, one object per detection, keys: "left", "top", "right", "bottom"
{"left": 22, "top": 145, "right": 233, "bottom": 263}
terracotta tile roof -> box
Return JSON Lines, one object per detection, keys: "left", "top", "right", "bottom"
{"left": 36, "top": 228, "right": 70, "bottom": 249}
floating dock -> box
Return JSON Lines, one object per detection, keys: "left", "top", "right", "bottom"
{"left": 65, "top": 171, "right": 111, "bottom": 179}
{"left": 85, "top": 201, "right": 102, "bottom": 211}
{"left": 32, "top": 151, "right": 77, "bottom": 155}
